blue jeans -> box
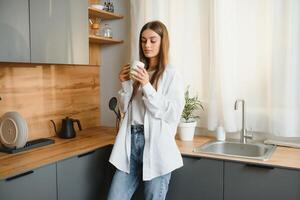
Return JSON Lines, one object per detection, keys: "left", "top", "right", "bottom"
{"left": 107, "top": 125, "right": 171, "bottom": 200}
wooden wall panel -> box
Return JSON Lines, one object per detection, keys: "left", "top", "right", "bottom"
{"left": 88, "top": 0, "right": 101, "bottom": 66}
{"left": 89, "top": 0, "right": 99, "bottom": 4}
{"left": 89, "top": 42, "right": 101, "bottom": 65}
{"left": 0, "top": 63, "right": 100, "bottom": 140}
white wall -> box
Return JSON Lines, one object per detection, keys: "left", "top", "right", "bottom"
{"left": 99, "top": 0, "right": 130, "bottom": 127}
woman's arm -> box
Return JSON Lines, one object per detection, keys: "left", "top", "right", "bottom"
{"left": 117, "top": 64, "right": 132, "bottom": 113}
{"left": 142, "top": 71, "right": 185, "bottom": 124}
{"left": 118, "top": 80, "right": 133, "bottom": 113}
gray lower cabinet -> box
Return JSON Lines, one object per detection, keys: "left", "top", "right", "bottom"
{"left": 166, "top": 156, "right": 223, "bottom": 200}
{"left": 57, "top": 145, "right": 114, "bottom": 200}
{"left": 0, "top": 0, "right": 30, "bottom": 62}
{"left": 30, "top": 0, "right": 88, "bottom": 64}
{"left": 0, "top": 163, "right": 57, "bottom": 200}
{"left": 224, "top": 161, "right": 300, "bottom": 200}
{"left": 2, "top": 148, "right": 300, "bottom": 200}
{"left": 131, "top": 156, "right": 224, "bottom": 200}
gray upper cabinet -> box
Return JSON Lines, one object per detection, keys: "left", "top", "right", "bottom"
{"left": 30, "top": 0, "right": 89, "bottom": 64}
{"left": 0, "top": 0, "right": 30, "bottom": 62}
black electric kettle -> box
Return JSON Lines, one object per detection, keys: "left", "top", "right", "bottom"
{"left": 50, "top": 117, "right": 82, "bottom": 139}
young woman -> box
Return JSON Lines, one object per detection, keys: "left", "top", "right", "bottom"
{"left": 108, "top": 20, "right": 185, "bottom": 200}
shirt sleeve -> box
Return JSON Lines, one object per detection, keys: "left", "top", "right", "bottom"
{"left": 142, "top": 71, "right": 185, "bottom": 124}
{"left": 118, "top": 80, "right": 133, "bottom": 113}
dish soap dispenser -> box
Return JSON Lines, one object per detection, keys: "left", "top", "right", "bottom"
{"left": 216, "top": 126, "right": 226, "bottom": 141}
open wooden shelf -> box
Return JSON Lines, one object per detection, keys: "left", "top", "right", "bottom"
{"left": 88, "top": 1, "right": 124, "bottom": 64}
{"left": 89, "top": 35, "right": 123, "bottom": 45}
{"left": 88, "top": 7, "right": 123, "bottom": 20}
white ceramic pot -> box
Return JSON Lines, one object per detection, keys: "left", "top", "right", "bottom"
{"left": 178, "top": 121, "right": 197, "bottom": 141}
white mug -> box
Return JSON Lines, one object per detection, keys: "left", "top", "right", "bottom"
{"left": 130, "top": 60, "right": 145, "bottom": 80}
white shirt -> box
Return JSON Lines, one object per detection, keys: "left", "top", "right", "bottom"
{"left": 109, "top": 65, "right": 185, "bottom": 180}
{"left": 131, "top": 71, "right": 154, "bottom": 125}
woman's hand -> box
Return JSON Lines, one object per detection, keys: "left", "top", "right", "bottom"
{"left": 119, "top": 64, "right": 130, "bottom": 82}
{"left": 132, "top": 67, "right": 150, "bottom": 86}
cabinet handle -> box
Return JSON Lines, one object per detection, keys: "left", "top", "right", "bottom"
{"left": 245, "top": 163, "right": 274, "bottom": 170}
{"left": 6, "top": 170, "right": 34, "bottom": 182}
{"left": 183, "top": 155, "right": 202, "bottom": 160}
{"left": 78, "top": 150, "right": 95, "bottom": 158}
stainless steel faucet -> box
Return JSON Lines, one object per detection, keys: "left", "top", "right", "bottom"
{"left": 234, "top": 99, "right": 252, "bottom": 143}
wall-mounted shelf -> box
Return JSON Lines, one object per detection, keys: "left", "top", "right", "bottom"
{"left": 88, "top": 7, "right": 123, "bottom": 20}
{"left": 89, "top": 35, "right": 123, "bottom": 45}
{"left": 88, "top": 1, "right": 124, "bottom": 65}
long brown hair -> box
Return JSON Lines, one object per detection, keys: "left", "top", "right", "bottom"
{"left": 131, "top": 20, "right": 169, "bottom": 100}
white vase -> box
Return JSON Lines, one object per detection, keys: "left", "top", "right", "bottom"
{"left": 178, "top": 121, "right": 197, "bottom": 141}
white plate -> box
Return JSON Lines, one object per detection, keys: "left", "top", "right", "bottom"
{"left": 14, "top": 112, "right": 28, "bottom": 148}
{"left": 9, "top": 112, "right": 28, "bottom": 148}
{"left": 91, "top": 4, "right": 104, "bottom": 10}
{"left": 0, "top": 117, "right": 18, "bottom": 148}
{"left": 0, "top": 112, "right": 28, "bottom": 149}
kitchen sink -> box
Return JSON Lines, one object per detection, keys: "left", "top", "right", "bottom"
{"left": 193, "top": 140, "right": 276, "bottom": 161}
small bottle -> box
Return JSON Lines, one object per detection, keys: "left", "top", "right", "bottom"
{"left": 110, "top": 1, "right": 114, "bottom": 13}
{"left": 107, "top": 0, "right": 111, "bottom": 12}
{"left": 103, "top": 1, "right": 108, "bottom": 11}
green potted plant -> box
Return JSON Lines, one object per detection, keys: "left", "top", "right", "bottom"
{"left": 178, "top": 87, "right": 204, "bottom": 141}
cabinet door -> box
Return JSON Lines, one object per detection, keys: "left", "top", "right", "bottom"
{"left": 57, "top": 145, "right": 113, "bottom": 200}
{"left": 0, "top": 0, "right": 30, "bottom": 62}
{"left": 224, "top": 161, "right": 300, "bottom": 200}
{"left": 166, "top": 156, "right": 223, "bottom": 200}
{"left": 0, "top": 163, "right": 57, "bottom": 200}
{"left": 30, "top": 0, "right": 88, "bottom": 64}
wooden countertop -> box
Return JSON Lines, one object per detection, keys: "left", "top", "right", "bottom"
{"left": 0, "top": 126, "right": 116, "bottom": 180}
{"left": 1, "top": 126, "right": 300, "bottom": 180}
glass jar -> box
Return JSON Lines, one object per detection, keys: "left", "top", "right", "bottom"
{"left": 102, "top": 24, "right": 113, "bottom": 38}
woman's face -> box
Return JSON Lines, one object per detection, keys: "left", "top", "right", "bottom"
{"left": 141, "top": 29, "right": 161, "bottom": 59}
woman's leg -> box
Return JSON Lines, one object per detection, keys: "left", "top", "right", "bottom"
{"left": 107, "top": 127, "right": 145, "bottom": 200}
{"left": 107, "top": 168, "right": 140, "bottom": 200}
{"left": 144, "top": 173, "right": 172, "bottom": 200}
